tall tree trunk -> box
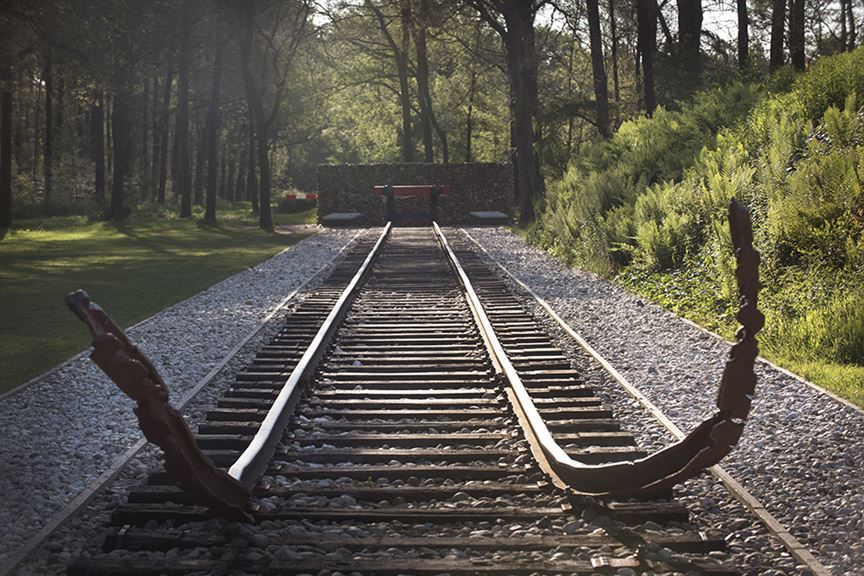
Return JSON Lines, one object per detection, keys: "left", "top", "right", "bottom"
{"left": 254, "top": 131, "right": 272, "bottom": 230}
{"left": 409, "top": 0, "right": 436, "bottom": 162}
{"left": 218, "top": 155, "right": 227, "bottom": 200}
{"left": 151, "top": 75, "right": 160, "bottom": 190}
{"left": 637, "top": 0, "right": 659, "bottom": 115}
{"left": 246, "top": 112, "right": 258, "bottom": 213}
{"left": 92, "top": 91, "right": 105, "bottom": 203}
{"left": 157, "top": 65, "right": 173, "bottom": 204}
{"left": 226, "top": 157, "right": 236, "bottom": 202}
{"left": 236, "top": 139, "right": 247, "bottom": 204}
{"left": 737, "top": 0, "right": 749, "bottom": 69}
{"left": 106, "top": 94, "right": 112, "bottom": 177}
{"left": 1, "top": 66, "right": 12, "bottom": 229}
{"left": 205, "top": 44, "right": 223, "bottom": 225}
{"left": 43, "top": 55, "right": 53, "bottom": 202}
{"left": 14, "top": 68, "right": 24, "bottom": 169}
{"left": 193, "top": 110, "right": 206, "bottom": 206}
{"left": 847, "top": 0, "right": 857, "bottom": 50}
{"left": 501, "top": 1, "right": 544, "bottom": 221}
{"left": 33, "top": 77, "right": 40, "bottom": 187}
{"left": 239, "top": 4, "right": 272, "bottom": 231}
{"left": 429, "top": 106, "right": 449, "bottom": 163}
{"left": 142, "top": 76, "right": 150, "bottom": 195}
{"left": 110, "top": 92, "right": 128, "bottom": 220}
{"left": 789, "top": 0, "right": 805, "bottom": 70}
{"left": 841, "top": 0, "right": 848, "bottom": 49}
{"left": 367, "top": 0, "right": 414, "bottom": 162}
{"left": 609, "top": 0, "right": 621, "bottom": 104}
{"left": 56, "top": 74, "right": 64, "bottom": 166}
{"left": 566, "top": 41, "right": 574, "bottom": 156}
{"left": 676, "top": 0, "right": 702, "bottom": 82}
{"left": 177, "top": 10, "right": 192, "bottom": 218}
{"left": 770, "top": 0, "right": 786, "bottom": 71}
{"left": 465, "top": 72, "right": 475, "bottom": 163}
{"left": 408, "top": 10, "right": 450, "bottom": 166}
{"left": 586, "top": 0, "right": 611, "bottom": 138}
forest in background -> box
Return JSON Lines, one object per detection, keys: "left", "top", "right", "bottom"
{"left": 1, "top": 0, "right": 842, "bottom": 230}
{"left": 1, "top": 0, "right": 863, "bottom": 404}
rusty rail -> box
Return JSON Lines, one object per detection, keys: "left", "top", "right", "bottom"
{"left": 434, "top": 198, "right": 763, "bottom": 496}
{"left": 65, "top": 291, "right": 253, "bottom": 521}
{"left": 66, "top": 223, "right": 391, "bottom": 519}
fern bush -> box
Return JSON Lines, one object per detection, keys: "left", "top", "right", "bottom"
{"left": 533, "top": 47, "right": 864, "bottom": 384}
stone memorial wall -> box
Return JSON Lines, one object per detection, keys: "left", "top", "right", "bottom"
{"left": 316, "top": 163, "right": 513, "bottom": 225}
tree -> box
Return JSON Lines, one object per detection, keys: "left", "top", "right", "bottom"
{"left": 465, "top": 0, "right": 546, "bottom": 221}
{"left": 608, "top": 0, "right": 620, "bottom": 105}
{"left": 737, "top": 0, "right": 748, "bottom": 69}
{"left": 586, "top": 0, "right": 611, "bottom": 137}
{"left": 408, "top": 0, "right": 448, "bottom": 162}
{"left": 237, "top": 0, "right": 311, "bottom": 231}
{"left": 676, "top": 0, "right": 702, "bottom": 80}
{"left": 789, "top": 0, "right": 805, "bottom": 70}
{"left": 43, "top": 54, "right": 53, "bottom": 203}
{"left": 91, "top": 90, "right": 105, "bottom": 203}
{"left": 367, "top": 0, "right": 415, "bottom": 162}
{"left": 156, "top": 65, "right": 173, "bottom": 205}
{"left": 770, "top": 0, "right": 785, "bottom": 71}
{"left": 1, "top": 65, "right": 11, "bottom": 229}
{"left": 205, "top": 43, "right": 223, "bottom": 226}
{"left": 109, "top": 89, "right": 128, "bottom": 219}
{"left": 177, "top": 4, "right": 192, "bottom": 218}
{"left": 637, "top": 0, "right": 658, "bottom": 115}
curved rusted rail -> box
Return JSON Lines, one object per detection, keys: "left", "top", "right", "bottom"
{"left": 65, "top": 291, "right": 253, "bottom": 522}
{"left": 66, "top": 223, "right": 392, "bottom": 520}
{"left": 434, "top": 198, "right": 762, "bottom": 497}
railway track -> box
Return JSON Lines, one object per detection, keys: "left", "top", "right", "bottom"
{"left": 67, "top": 224, "right": 742, "bottom": 575}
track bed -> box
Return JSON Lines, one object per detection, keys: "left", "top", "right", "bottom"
{"left": 69, "top": 227, "right": 736, "bottom": 576}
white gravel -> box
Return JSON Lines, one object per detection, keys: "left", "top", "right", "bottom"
{"left": 459, "top": 226, "right": 864, "bottom": 576}
{"left": 0, "top": 227, "right": 360, "bottom": 568}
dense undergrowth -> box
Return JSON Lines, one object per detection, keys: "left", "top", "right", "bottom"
{"left": 531, "top": 50, "right": 864, "bottom": 407}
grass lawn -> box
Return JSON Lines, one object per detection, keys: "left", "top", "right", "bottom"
{"left": 617, "top": 274, "right": 864, "bottom": 409}
{"left": 0, "top": 205, "right": 317, "bottom": 395}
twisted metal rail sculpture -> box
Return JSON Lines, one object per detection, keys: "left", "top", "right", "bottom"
{"left": 66, "top": 290, "right": 253, "bottom": 522}
{"left": 437, "top": 198, "right": 763, "bottom": 497}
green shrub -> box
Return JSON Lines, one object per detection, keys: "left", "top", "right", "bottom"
{"left": 533, "top": 81, "right": 758, "bottom": 272}
{"left": 532, "top": 47, "right": 864, "bottom": 403}
{"left": 792, "top": 48, "right": 864, "bottom": 121}
{"left": 765, "top": 283, "right": 864, "bottom": 365}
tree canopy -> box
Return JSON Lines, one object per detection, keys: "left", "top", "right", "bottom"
{"left": 0, "top": 0, "right": 859, "bottom": 228}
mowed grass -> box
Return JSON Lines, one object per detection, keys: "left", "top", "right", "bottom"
{"left": 618, "top": 273, "right": 864, "bottom": 409}
{"left": 0, "top": 207, "right": 316, "bottom": 395}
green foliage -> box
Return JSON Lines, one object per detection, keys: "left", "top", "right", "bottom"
{"left": 791, "top": 49, "right": 864, "bottom": 121}
{"left": 0, "top": 208, "right": 311, "bottom": 394}
{"left": 532, "top": 48, "right": 864, "bottom": 406}
{"left": 531, "top": 81, "right": 759, "bottom": 271}
{"left": 763, "top": 276, "right": 864, "bottom": 365}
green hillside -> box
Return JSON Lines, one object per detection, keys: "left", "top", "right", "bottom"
{"left": 531, "top": 51, "right": 864, "bottom": 407}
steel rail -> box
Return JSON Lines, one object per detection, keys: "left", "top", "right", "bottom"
{"left": 459, "top": 231, "right": 833, "bottom": 576}
{"left": 7, "top": 230, "right": 368, "bottom": 576}
{"left": 434, "top": 204, "right": 758, "bottom": 497}
{"left": 228, "top": 222, "right": 393, "bottom": 486}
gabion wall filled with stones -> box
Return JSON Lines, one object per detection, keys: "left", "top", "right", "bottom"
{"left": 316, "top": 163, "right": 514, "bottom": 225}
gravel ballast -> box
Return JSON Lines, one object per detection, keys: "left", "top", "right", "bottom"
{"left": 0, "top": 228, "right": 361, "bottom": 568}
{"left": 459, "top": 226, "right": 864, "bottom": 576}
